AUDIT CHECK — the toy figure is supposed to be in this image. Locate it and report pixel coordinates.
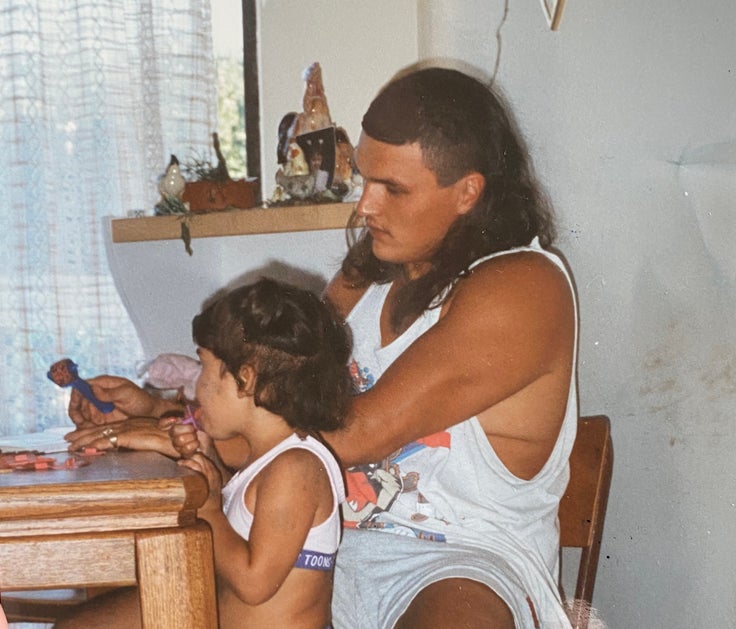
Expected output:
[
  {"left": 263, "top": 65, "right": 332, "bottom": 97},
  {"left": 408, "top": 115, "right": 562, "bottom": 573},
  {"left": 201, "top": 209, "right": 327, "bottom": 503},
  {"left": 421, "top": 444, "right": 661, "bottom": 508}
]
[
  {"left": 274, "top": 137, "right": 316, "bottom": 199},
  {"left": 283, "top": 140, "right": 310, "bottom": 177},
  {"left": 155, "top": 154, "right": 189, "bottom": 215},
  {"left": 158, "top": 155, "right": 186, "bottom": 199},
  {"left": 293, "top": 62, "right": 333, "bottom": 135},
  {"left": 332, "top": 126, "right": 361, "bottom": 198},
  {"left": 47, "top": 358, "right": 115, "bottom": 414},
  {"left": 277, "top": 112, "right": 298, "bottom": 165},
  {"left": 271, "top": 63, "right": 359, "bottom": 203}
]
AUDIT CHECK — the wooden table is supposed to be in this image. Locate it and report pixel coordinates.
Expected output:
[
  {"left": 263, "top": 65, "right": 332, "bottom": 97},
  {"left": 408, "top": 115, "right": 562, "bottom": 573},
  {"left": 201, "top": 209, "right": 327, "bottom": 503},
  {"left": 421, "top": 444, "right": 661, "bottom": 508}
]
[{"left": 0, "top": 450, "right": 217, "bottom": 628}]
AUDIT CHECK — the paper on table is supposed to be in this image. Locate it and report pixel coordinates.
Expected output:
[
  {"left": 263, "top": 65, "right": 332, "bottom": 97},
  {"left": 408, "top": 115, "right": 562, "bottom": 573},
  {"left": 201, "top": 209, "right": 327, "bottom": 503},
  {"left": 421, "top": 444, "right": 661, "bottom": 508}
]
[{"left": 0, "top": 426, "right": 72, "bottom": 453}]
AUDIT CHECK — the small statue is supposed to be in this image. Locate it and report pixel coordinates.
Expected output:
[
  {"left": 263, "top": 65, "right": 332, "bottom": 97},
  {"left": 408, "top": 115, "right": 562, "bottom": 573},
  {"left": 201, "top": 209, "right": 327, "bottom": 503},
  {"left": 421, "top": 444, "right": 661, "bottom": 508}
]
[
  {"left": 273, "top": 116, "right": 316, "bottom": 199},
  {"left": 332, "top": 126, "right": 360, "bottom": 198},
  {"left": 293, "top": 62, "right": 333, "bottom": 135},
  {"left": 155, "top": 155, "right": 189, "bottom": 215},
  {"left": 277, "top": 112, "right": 298, "bottom": 166},
  {"left": 158, "top": 155, "right": 186, "bottom": 198},
  {"left": 271, "top": 62, "right": 360, "bottom": 204},
  {"left": 47, "top": 358, "right": 115, "bottom": 414},
  {"left": 275, "top": 166, "right": 315, "bottom": 200},
  {"left": 283, "top": 140, "right": 310, "bottom": 177}
]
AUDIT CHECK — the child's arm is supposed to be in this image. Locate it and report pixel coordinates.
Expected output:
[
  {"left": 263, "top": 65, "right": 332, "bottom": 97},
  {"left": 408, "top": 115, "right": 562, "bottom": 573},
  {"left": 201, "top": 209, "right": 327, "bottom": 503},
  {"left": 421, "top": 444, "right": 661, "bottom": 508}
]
[
  {"left": 166, "top": 420, "right": 234, "bottom": 478},
  {"left": 180, "top": 448, "right": 331, "bottom": 605}
]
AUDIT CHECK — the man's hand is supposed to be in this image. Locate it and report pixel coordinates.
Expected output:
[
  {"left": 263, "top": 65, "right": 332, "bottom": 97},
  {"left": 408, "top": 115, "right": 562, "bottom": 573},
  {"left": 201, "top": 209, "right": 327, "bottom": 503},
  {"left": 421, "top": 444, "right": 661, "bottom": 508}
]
[
  {"left": 64, "top": 417, "right": 179, "bottom": 457},
  {"left": 68, "top": 375, "right": 179, "bottom": 427}
]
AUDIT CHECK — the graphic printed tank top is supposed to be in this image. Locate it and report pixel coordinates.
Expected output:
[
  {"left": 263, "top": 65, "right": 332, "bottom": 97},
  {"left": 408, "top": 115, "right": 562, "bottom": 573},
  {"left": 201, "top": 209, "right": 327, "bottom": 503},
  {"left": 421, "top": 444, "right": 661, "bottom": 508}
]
[{"left": 342, "top": 239, "right": 579, "bottom": 574}]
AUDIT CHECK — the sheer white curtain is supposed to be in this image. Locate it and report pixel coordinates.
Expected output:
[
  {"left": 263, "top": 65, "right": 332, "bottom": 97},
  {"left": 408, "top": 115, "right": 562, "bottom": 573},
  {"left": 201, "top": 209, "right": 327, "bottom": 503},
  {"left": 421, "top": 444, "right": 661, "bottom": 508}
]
[{"left": 0, "top": 0, "right": 217, "bottom": 435}]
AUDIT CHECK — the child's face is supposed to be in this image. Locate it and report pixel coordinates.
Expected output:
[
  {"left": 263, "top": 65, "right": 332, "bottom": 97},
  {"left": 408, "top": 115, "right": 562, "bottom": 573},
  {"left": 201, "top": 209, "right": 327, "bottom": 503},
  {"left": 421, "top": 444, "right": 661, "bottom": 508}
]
[{"left": 195, "top": 348, "right": 244, "bottom": 439}]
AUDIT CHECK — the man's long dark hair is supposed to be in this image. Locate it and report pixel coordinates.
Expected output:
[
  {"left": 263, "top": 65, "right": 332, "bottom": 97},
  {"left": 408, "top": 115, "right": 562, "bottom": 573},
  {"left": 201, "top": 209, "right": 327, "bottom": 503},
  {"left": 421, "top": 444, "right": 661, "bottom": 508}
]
[{"left": 341, "top": 67, "right": 556, "bottom": 332}]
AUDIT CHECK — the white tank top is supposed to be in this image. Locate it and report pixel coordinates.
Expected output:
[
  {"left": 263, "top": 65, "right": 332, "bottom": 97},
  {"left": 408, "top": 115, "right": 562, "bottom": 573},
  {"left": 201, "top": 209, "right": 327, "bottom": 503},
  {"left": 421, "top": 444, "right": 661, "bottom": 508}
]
[
  {"left": 222, "top": 433, "right": 345, "bottom": 569},
  {"left": 342, "top": 238, "right": 578, "bottom": 602}
]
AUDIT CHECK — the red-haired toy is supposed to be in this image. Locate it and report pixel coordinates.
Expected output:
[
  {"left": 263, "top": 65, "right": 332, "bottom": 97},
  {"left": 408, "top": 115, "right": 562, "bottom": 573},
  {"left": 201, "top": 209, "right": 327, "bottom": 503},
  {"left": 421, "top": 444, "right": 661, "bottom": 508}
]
[{"left": 47, "top": 358, "right": 115, "bottom": 414}]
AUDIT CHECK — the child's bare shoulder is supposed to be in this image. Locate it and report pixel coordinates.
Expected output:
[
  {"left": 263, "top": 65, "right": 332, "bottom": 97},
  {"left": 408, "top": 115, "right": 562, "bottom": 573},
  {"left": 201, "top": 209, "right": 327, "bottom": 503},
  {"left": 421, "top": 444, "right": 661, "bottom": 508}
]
[{"left": 262, "top": 445, "right": 333, "bottom": 485}]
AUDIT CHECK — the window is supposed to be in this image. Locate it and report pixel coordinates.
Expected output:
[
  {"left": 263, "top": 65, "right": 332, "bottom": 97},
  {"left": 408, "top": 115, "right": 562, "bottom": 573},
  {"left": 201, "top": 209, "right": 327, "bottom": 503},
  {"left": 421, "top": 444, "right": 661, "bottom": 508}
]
[
  {"left": 0, "top": 0, "right": 258, "bottom": 436},
  {"left": 207, "top": 0, "right": 260, "bottom": 183}
]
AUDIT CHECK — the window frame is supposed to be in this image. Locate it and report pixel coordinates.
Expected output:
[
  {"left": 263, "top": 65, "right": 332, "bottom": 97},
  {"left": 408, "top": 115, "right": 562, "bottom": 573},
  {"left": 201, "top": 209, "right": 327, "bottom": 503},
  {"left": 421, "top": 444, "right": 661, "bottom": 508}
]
[{"left": 242, "top": 0, "right": 261, "bottom": 203}]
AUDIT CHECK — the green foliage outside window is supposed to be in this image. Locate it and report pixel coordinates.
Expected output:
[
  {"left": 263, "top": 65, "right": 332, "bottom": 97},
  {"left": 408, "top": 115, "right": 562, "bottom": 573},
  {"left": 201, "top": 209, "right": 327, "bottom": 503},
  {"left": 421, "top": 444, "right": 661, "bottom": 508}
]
[{"left": 216, "top": 55, "right": 247, "bottom": 178}]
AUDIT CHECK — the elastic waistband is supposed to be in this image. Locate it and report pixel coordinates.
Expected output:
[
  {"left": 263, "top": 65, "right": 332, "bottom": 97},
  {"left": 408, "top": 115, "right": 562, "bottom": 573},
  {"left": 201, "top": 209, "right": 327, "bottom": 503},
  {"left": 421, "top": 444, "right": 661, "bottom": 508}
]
[{"left": 294, "top": 549, "right": 336, "bottom": 571}]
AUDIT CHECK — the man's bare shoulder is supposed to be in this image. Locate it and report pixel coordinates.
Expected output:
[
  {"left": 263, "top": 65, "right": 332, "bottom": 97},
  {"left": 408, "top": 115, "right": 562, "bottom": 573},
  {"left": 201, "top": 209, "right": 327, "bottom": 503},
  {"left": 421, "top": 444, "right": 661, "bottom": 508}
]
[
  {"left": 324, "top": 270, "right": 370, "bottom": 321},
  {"left": 444, "top": 249, "right": 573, "bottom": 320}
]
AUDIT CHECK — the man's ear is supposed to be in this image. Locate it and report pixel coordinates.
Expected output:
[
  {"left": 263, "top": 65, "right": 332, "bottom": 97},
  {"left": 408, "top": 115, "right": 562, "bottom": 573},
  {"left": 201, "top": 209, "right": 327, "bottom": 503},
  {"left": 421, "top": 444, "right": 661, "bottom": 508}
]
[
  {"left": 455, "top": 172, "right": 486, "bottom": 215},
  {"left": 237, "top": 364, "right": 257, "bottom": 397}
]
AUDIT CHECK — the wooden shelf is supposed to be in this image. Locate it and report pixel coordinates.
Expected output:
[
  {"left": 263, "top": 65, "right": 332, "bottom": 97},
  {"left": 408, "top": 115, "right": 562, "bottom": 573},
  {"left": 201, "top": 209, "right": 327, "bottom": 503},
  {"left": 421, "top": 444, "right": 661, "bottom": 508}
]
[{"left": 111, "top": 203, "right": 355, "bottom": 243}]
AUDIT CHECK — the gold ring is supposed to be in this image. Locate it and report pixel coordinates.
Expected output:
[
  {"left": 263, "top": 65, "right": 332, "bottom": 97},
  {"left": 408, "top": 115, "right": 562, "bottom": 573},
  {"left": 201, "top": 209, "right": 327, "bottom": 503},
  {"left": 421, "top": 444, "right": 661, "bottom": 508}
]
[
  {"left": 101, "top": 427, "right": 114, "bottom": 438},
  {"left": 107, "top": 433, "right": 119, "bottom": 449}
]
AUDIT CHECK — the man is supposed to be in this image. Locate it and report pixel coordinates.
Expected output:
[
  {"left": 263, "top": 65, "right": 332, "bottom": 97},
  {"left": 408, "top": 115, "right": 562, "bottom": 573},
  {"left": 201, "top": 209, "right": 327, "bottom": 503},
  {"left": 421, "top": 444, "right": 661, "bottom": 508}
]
[
  {"left": 67, "top": 65, "right": 577, "bottom": 628},
  {"left": 322, "top": 66, "right": 577, "bottom": 628}
]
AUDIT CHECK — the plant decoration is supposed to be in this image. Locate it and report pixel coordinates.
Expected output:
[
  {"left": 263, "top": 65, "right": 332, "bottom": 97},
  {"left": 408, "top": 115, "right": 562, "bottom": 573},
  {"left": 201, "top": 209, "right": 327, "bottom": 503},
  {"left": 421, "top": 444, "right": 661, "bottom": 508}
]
[
  {"left": 182, "top": 135, "right": 230, "bottom": 182},
  {"left": 154, "top": 133, "right": 254, "bottom": 255}
]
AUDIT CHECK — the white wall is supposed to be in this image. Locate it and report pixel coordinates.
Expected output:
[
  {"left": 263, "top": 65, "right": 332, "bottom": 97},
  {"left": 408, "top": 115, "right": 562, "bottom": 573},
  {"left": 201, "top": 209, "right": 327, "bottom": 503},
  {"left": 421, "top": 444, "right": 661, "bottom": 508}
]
[
  {"left": 257, "top": 0, "right": 418, "bottom": 200},
  {"left": 106, "top": 228, "right": 349, "bottom": 358},
  {"left": 107, "top": 2, "right": 418, "bottom": 360},
  {"left": 418, "top": 1, "right": 736, "bottom": 626}
]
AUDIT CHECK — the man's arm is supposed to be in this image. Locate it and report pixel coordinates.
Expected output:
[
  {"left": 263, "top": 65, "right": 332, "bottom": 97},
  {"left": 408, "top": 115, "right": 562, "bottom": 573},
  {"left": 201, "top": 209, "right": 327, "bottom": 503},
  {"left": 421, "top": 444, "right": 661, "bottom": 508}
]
[
  {"left": 323, "top": 270, "right": 367, "bottom": 320},
  {"left": 324, "top": 251, "right": 575, "bottom": 478}
]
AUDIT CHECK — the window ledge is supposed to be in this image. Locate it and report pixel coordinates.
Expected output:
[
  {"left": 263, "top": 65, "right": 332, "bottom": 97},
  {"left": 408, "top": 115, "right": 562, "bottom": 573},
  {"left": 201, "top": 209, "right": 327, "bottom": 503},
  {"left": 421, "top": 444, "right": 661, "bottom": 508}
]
[{"left": 110, "top": 203, "right": 354, "bottom": 243}]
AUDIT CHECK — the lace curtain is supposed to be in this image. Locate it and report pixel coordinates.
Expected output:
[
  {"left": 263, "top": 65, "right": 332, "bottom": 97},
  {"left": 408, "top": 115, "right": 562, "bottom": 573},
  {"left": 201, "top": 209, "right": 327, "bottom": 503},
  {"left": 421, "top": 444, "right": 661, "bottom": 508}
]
[{"left": 0, "top": 0, "right": 217, "bottom": 435}]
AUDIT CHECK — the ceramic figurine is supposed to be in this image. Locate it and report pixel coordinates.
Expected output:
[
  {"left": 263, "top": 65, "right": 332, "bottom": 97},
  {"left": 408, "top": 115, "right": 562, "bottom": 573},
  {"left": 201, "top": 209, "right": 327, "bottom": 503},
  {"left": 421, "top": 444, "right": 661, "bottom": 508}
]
[
  {"left": 275, "top": 167, "right": 315, "bottom": 200},
  {"left": 158, "top": 155, "right": 186, "bottom": 199},
  {"left": 272, "top": 63, "right": 357, "bottom": 203},
  {"left": 294, "top": 62, "right": 333, "bottom": 135},
  {"left": 277, "top": 112, "right": 298, "bottom": 165},
  {"left": 283, "top": 140, "right": 310, "bottom": 177},
  {"left": 332, "top": 127, "right": 359, "bottom": 198}
]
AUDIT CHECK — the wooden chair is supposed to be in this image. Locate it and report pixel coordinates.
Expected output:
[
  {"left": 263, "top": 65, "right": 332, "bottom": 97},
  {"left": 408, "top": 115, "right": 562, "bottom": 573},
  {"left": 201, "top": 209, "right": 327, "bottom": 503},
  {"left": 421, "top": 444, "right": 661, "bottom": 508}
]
[{"left": 559, "top": 415, "right": 614, "bottom": 629}]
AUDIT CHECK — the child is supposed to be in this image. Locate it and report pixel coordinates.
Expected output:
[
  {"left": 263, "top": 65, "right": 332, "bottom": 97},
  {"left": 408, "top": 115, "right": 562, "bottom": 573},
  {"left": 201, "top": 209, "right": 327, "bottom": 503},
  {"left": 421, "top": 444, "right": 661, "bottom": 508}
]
[{"left": 170, "top": 278, "right": 351, "bottom": 629}]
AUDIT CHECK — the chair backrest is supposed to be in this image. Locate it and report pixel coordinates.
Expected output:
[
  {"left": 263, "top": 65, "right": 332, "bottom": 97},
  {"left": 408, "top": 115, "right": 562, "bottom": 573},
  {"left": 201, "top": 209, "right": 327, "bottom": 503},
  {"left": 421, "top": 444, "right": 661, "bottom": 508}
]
[{"left": 558, "top": 415, "right": 613, "bottom": 629}]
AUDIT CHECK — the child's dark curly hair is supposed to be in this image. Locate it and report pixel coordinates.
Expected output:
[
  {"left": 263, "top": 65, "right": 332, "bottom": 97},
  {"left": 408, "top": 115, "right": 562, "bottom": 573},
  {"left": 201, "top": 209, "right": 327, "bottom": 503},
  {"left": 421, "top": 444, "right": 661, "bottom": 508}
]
[{"left": 192, "top": 278, "right": 352, "bottom": 433}]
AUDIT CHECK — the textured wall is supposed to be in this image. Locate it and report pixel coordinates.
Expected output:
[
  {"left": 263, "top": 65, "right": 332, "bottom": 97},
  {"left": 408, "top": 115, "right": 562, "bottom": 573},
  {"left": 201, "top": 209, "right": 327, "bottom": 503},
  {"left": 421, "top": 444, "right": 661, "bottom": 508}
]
[{"left": 418, "top": 0, "right": 736, "bottom": 626}]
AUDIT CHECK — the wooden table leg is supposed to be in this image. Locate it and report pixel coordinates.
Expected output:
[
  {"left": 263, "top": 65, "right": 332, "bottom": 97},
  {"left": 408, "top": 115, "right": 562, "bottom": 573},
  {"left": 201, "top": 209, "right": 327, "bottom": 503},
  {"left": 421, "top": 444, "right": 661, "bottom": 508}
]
[{"left": 135, "top": 522, "right": 217, "bottom": 629}]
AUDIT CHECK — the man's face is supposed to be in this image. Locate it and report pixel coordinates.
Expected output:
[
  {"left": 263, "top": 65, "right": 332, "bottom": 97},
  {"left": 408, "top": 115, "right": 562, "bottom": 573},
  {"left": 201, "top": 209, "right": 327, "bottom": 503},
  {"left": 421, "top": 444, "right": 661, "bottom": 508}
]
[{"left": 353, "top": 132, "right": 470, "bottom": 278}]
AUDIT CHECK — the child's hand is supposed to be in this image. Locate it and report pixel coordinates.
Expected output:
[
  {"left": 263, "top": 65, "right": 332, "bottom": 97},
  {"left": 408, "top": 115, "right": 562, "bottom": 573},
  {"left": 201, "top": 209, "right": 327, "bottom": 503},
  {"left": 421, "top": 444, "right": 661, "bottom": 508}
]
[
  {"left": 161, "top": 417, "right": 214, "bottom": 459},
  {"left": 178, "top": 452, "right": 223, "bottom": 512}
]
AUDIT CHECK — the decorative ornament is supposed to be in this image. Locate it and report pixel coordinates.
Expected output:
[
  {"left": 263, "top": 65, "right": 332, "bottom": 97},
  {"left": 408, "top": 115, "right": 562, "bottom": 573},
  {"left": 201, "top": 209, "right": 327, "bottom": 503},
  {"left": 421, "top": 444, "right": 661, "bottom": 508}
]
[
  {"left": 269, "top": 62, "right": 361, "bottom": 205},
  {"left": 158, "top": 155, "right": 186, "bottom": 198}
]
